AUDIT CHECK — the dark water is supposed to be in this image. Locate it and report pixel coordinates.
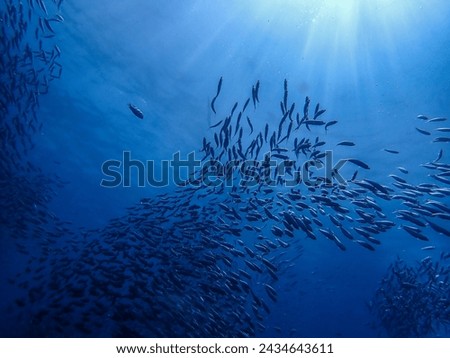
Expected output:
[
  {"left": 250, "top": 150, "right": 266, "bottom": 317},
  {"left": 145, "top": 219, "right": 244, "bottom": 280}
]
[{"left": 1, "top": 0, "right": 450, "bottom": 338}]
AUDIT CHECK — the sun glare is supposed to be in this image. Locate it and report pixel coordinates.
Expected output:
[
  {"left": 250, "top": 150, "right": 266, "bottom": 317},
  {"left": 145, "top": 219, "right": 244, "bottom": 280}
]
[{"left": 250, "top": 0, "right": 421, "bottom": 94}]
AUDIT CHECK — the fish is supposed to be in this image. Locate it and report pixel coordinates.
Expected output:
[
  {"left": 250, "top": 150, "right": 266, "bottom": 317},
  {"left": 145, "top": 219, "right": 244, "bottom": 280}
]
[
  {"left": 384, "top": 148, "right": 399, "bottom": 154},
  {"left": 350, "top": 170, "right": 358, "bottom": 181},
  {"left": 415, "top": 127, "right": 431, "bottom": 135},
  {"left": 433, "top": 137, "right": 450, "bottom": 143},
  {"left": 325, "top": 120, "right": 338, "bottom": 131},
  {"left": 9, "top": 58, "right": 450, "bottom": 341},
  {"left": 128, "top": 104, "right": 144, "bottom": 119},
  {"left": 425, "top": 219, "right": 450, "bottom": 237},
  {"left": 229, "top": 102, "right": 239, "bottom": 118},
  {"left": 283, "top": 79, "right": 288, "bottom": 111},
  {"left": 210, "top": 119, "right": 223, "bottom": 129},
  {"left": 313, "top": 109, "right": 326, "bottom": 120},
  {"left": 242, "top": 98, "right": 250, "bottom": 113},
  {"left": 372, "top": 256, "right": 450, "bottom": 337},
  {"left": 210, "top": 76, "right": 223, "bottom": 114},
  {"left": 263, "top": 284, "right": 277, "bottom": 302},
  {"left": 427, "top": 117, "right": 447, "bottom": 122},
  {"left": 246, "top": 116, "right": 254, "bottom": 134},
  {"left": 354, "top": 240, "right": 375, "bottom": 251},
  {"left": 348, "top": 158, "right": 370, "bottom": 170},
  {"left": 303, "top": 96, "right": 310, "bottom": 117},
  {"left": 304, "top": 120, "right": 325, "bottom": 126},
  {"left": 433, "top": 149, "right": 443, "bottom": 162},
  {"left": 252, "top": 85, "right": 257, "bottom": 108},
  {"left": 255, "top": 80, "right": 260, "bottom": 103},
  {"left": 37, "top": 0, "right": 48, "bottom": 15},
  {"left": 389, "top": 174, "right": 407, "bottom": 184},
  {"left": 337, "top": 141, "right": 355, "bottom": 146},
  {"left": 402, "top": 226, "right": 429, "bottom": 241},
  {"left": 288, "top": 103, "right": 295, "bottom": 121}
]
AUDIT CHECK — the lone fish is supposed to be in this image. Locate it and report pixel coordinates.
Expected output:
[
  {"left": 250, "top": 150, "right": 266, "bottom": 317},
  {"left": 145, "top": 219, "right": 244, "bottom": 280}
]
[
  {"left": 211, "top": 76, "right": 223, "bottom": 114},
  {"left": 128, "top": 104, "right": 144, "bottom": 119}
]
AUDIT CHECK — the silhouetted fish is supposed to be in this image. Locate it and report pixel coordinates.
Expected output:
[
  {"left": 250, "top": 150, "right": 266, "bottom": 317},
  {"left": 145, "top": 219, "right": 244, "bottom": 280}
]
[{"left": 128, "top": 104, "right": 144, "bottom": 119}]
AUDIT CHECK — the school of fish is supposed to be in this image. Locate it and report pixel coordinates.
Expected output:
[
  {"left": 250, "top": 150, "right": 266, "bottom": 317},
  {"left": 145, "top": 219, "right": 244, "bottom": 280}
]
[
  {"left": 371, "top": 254, "right": 450, "bottom": 337},
  {"left": 1, "top": 0, "right": 449, "bottom": 337},
  {"left": 1, "top": 0, "right": 66, "bottom": 242}
]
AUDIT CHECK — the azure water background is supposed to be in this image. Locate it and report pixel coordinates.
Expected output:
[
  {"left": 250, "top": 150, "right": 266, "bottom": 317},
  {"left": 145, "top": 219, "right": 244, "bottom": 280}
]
[{"left": 1, "top": 0, "right": 450, "bottom": 337}]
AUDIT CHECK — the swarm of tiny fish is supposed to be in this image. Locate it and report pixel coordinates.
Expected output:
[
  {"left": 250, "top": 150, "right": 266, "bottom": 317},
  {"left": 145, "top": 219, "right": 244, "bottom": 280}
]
[
  {"left": 2, "top": 0, "right": 450, "bottom": 338},
  {"left": 1, "top": 0, "right": 63, "bottom": 165},
  {"left": 371, "top": 254, "right": 450, "bottom": 337},
  {"left": 1, "top": 0, "right": 66, "bottom": 242}
]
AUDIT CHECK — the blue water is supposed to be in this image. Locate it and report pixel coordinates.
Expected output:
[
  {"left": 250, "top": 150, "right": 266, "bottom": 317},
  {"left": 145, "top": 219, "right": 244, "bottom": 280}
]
[{"left": 1, "top": 0, "right": 450, "bottom": 337}]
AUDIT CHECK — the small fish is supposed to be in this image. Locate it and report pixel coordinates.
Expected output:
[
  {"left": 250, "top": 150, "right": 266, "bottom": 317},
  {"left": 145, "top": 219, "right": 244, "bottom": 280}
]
[
  {"left": 288, "top": 103, "right": 295, "bottom": 121},
  {"left": 402, "top": 226, "right": 429, "bottom": 241},
  {"left": 417, "top": 114, "right": 428, "bottom": 120},
  {"left": 128, "top": 104, "right": 144, "bottom": 119},
  {"left": 242, "top": 98, "right": 250, "bottom": 113},
  {"left": 255, "top": 80, "right": 260, "bottom": 103},
  {"left": 427, "top": 117, "right": 447, "bottom": 122},
  {"left": 366, "top": 236, "right": 381, "bottom": 245},
  {"left": 271, "top": 226, "right": 284, "bottom": 237},
  {"left": 340, "top": 226, "right": 354, "bottom": 241},
  {"left": 389, "top": 174, "right": 406, "bottom": 183},
  {"left": 355, "top": 240, "right": 375, "bottom": 251},
  {"left": 337, "top": 141, "right": 355, "bottom": 146},
  {"left": 397, "top": 167, "right": 409, "bottom": 174},
  {"left": 53, "top": 14, "right": 65, "bottom": 23},
  {"left": 333, "top": 237, "right": 346, "bottom": 251},
  {"left": 433, "top": 149, "right": 443, "bottom": 163},
  {"left": 252, "top": 86, "right": 257, "bottom": 108},
  {"left": 303, "top": 96, "right": 310, "bottom": 118},
  {"left": 230, "top": 102, "right": 238, "bottom": 118},
  {"left": 43, "top": 18, "right": 55, "bottom": 33},
  {"left": 279, "top": 101, "right": 286, "bottom": 115},
  {"left": 433, "top": 137, "right": 450, "bottom": 143},
  {"left": 283, "top": 79, "right": 288, "bottom": 110},
  {"left": 54, "top": 45, "right": 61, "bottom": 57},
  {"left": 246, "top": 116, "right": 254, "bottom": 134},
  {"left": 426, "top": 219, "right": 450, "bottom": 237},
  {"left": 348, "top": 158, "right": 370, "bottom": 170},
  {"left": 415, "top": 127, "right": 431, "bottom": 135},
  {"left": 325, "top": 120, "right": 338, "bottom": 131},
  {"left": 263, "top": 283, "right": 277, "bottom": 302},
  {"left": 304, "top": 120, "right": 325, "bottom": 126},
  {"left": 211, "top": 76, "right": 223, "bottom": 114},
  {"left": 210, "top": 119, "right": 223, "bottom": 129},
  {"left": 313, "top": 109, "right": 326, "bottom": 120},
  {"left": 384, "top": 148, "right": 399, "bottom": 154},
  {"left": 37, "top": 0, "right": 48, "bottom": 15},
  {"left": 261, "top": 257, "right": 277, "bottom": 272}
]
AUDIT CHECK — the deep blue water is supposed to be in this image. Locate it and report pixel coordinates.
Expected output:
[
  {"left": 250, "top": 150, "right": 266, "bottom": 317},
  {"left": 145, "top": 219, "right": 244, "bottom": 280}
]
[{"left": 1, "top": 0, "right": 450, "bottom": 338}]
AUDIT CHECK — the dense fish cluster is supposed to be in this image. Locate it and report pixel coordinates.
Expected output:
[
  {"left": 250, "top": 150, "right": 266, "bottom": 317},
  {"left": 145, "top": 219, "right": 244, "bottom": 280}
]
[
  {"left": 199, "top": 78, "right": 395, "bottom": 253},
  {"left": 7, "top": 74, "right": 449, "bottom": 337},
  {"left": 386, "top": 114, "right": 450, "bottom": 243},
  {"left": 1, "top": 0, "right": 63, "bottom": 165},
  {"left": 2, "top": 2, "right": 449, "bottom": 337},
  {"left": 0, "top": 0, "right": 65, "bottom": 241},
  {"left": 371, "top": 254, "right": 450, "bottom": 337},
  {"left": 12, "top": 192, "right": 303, "bottom": 337}
]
